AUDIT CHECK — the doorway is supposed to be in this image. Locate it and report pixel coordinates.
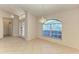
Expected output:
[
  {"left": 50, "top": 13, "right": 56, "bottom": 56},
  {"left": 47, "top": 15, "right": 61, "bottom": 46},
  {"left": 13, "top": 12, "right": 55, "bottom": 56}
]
[
  {"left": 19, "top": 19, "right": 25, "bottom": 38},
  {"left": 3, "top": 18, "right": 13, "bottom": 37}
]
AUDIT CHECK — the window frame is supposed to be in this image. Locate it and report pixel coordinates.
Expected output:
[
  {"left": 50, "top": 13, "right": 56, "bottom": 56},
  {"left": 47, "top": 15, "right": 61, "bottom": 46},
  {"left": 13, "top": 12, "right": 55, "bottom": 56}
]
[{"left": 41, "top": 19, "right": 62, "bottom": 40}]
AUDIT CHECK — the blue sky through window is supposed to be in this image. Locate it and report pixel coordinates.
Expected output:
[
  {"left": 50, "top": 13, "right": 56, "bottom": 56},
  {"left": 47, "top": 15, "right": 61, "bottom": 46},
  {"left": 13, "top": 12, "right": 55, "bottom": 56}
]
[
  {"left": 43, "top": 20, "right": 62, "bottom": 31},
  {"left": 42, "top": 19, "right": 62, "bottom": 39}
]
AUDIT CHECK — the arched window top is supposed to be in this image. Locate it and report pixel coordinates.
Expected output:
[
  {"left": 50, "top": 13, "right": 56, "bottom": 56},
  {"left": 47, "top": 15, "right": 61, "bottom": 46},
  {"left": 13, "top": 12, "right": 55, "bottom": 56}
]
[
  {"left": 42, "top": 19, "right": 62, "bottom": 39},
  {"left": 44, "top": 19, "right": 61, "bottom": 24}
]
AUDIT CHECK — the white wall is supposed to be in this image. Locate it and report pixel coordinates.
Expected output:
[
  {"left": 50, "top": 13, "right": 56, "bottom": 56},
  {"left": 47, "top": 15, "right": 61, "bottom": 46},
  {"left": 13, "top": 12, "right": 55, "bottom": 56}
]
[
  {"left": 0, "top": 17, "right": 3, "bottom": 39},
  {"left": 26, "top": 12, "right": 37, "bottom": 40},
  {"left": 37, "top": 8, "right": 79, "bottom": 49},
  {"left": 0, "top": 11, "right": 10, "bottom": 17}
]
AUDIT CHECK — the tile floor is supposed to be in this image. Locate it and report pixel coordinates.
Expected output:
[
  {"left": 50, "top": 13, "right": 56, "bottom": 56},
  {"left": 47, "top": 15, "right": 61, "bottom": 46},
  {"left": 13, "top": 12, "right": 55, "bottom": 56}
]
[{"left": 0, "top": 36, "right": 79, "bottom": 54}]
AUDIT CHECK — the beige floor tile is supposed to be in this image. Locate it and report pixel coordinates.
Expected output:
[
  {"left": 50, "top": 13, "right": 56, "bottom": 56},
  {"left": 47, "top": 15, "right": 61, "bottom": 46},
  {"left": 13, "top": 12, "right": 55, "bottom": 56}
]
[{"left": 0, "top": 36, "right": 79, "bottom": 54}]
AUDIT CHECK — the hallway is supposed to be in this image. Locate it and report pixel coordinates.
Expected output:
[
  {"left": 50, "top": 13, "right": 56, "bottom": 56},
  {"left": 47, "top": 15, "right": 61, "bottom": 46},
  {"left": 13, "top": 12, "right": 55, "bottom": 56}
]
[{"left": 0, "top": 37, "right": 79, "bottom": 54}]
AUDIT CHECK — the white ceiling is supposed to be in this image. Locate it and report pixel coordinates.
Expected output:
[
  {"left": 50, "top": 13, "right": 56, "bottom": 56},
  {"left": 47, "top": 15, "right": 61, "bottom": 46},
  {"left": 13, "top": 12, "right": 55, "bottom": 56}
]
[{"left": 0, "top": 4, "right": 79, "bottom": 17}]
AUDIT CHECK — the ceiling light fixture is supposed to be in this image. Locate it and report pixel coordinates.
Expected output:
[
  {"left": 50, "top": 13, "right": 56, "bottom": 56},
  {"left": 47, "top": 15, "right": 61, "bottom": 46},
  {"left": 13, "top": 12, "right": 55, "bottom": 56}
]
[
  {"left": 40, "top": 16, "right": 46, "bottom": 23},
  {"left": 19, "top": 14, "right": 26, "bottom": 20}
]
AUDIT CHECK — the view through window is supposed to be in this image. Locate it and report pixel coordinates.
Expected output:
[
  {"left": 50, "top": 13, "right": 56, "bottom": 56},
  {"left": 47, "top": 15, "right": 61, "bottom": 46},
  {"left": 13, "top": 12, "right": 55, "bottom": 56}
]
[{"left": 42, "top": 19, "right": 62, "bottom": 39}]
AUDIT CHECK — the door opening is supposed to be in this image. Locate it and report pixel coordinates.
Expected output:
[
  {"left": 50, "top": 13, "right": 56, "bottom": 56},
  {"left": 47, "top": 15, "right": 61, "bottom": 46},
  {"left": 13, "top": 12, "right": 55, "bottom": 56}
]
[
  {"left": 19, "top": 19, "right": 25, "bottom": 39},
  {"left": 3, "top": 18, "right": 13, "bottom": 37}
]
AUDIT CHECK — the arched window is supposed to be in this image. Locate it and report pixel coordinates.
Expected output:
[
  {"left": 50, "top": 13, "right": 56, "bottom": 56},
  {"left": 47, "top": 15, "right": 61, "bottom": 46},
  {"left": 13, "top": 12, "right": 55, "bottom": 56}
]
[{"left": 42, "top": 19, "right": 62, "bottom": 39}]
